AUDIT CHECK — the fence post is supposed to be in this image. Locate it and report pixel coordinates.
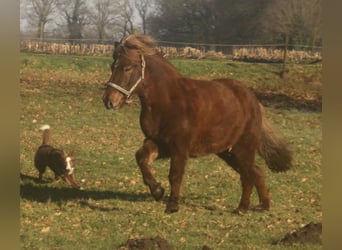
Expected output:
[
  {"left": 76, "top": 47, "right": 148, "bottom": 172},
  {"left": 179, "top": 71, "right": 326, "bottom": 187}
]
[{"left": 280, "top": 34, "right": 289, "bottom": 78}]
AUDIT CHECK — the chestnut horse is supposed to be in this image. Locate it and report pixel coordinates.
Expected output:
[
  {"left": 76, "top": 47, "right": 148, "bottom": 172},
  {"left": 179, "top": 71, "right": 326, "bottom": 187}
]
[{"left": 102, "top": 34, "right": 292, "bottom": 214}]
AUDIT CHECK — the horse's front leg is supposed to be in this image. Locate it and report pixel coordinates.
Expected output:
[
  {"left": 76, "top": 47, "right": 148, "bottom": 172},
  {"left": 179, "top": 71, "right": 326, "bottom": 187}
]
[
  {"left": 135, "top": 139, "right": 164, "bottom": 201},
  {"left": 165, "top": 154, "right": 188, "bottom": 213}
]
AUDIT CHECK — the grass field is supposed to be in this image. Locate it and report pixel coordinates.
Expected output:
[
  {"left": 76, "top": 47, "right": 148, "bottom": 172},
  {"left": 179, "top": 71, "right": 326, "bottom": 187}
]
[{"left": 20, "top": 53, "right": 322, "bottom": 249}]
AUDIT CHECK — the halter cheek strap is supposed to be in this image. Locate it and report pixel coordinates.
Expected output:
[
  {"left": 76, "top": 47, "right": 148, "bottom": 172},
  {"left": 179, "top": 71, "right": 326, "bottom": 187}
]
[{"left": 106, "top": 55, "right": 146, "bottom": 98}]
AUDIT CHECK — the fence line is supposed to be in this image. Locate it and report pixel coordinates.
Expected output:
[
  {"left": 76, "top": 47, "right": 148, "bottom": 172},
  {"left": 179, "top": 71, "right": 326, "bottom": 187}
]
[
  {"left": 20, "top": 37, "right": 323, "bottom": 49},
  {"left": 20, "top": 38, "right": 323, "bottom": 63},
  {"left": 20, "top": 40, "right": 114, "bottom": 56}
]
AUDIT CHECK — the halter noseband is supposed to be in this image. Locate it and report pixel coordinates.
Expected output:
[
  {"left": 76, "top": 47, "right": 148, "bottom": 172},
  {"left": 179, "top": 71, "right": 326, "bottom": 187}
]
[{"left": 106, "top": 55, "right": 146, "bottom": 98}]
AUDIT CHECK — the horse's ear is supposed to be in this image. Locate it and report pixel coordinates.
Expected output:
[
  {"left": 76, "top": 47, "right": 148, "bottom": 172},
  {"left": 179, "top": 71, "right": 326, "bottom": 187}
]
[{"left": 114, "top": 41, "right": 120, "bottom": 48}]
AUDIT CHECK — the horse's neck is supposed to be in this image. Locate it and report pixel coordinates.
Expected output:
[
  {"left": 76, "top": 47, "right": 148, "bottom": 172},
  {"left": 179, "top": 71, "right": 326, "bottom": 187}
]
[
  {"left": 139, "top": 55, "right": 180, "bottom": 104},
  {"left": 148, "top": 55, "right": 180, "bottom": 81}
]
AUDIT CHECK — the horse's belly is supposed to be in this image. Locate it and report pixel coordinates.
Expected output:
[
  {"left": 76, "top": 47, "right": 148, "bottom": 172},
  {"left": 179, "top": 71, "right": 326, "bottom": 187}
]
[
  {"left": 189, "top": 134, "right": 235, "bottom": 157},
  {"left": 188, "top": 121, "right": 245, "bottom": 157},
  {"left": 189, "top": 145, "right": 224, "bottom": 157}
]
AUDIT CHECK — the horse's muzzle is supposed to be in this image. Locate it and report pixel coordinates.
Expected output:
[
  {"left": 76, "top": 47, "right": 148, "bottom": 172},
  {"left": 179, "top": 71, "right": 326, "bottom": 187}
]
[
  {"left": 102, "top": 94, "right": 114, "bottom": 110},
  {"left": 102, "top": 94, "right": 125, "bottom": 110},
  {"left": 105, "top": 99, "right": 113, "bottom": 110}
]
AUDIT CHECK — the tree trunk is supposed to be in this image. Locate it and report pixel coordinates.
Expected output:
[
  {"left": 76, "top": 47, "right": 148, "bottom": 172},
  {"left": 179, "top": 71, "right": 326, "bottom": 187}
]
[{"left": 37, "top": 21, "right": 45, "bottom": 41}]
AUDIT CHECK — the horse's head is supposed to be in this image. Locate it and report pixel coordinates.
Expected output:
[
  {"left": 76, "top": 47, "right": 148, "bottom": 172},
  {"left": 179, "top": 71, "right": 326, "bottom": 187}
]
[{"left": 102, "top": 36, "right": 148, "bottom": 110}]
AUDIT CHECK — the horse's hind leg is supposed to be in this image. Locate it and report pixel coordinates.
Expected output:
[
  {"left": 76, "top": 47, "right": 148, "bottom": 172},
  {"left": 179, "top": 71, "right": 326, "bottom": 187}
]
[
  {"left": 217, "top": 151, "right": 240, "bottom": 173},
  {"left": 217, "top": 150, "right": 252, "bottom": 212},
  {"left": 235, "top": 159, "right": 270, "bottom": 213},
  {"left": 135, "top": 139, "right": 164, "bottom": 201},
  {"left": 217, "top": 150, "right": 270, "bottom": 213},
  {"left": 251, "top": 164, "right": 270, "bottom": 211}
]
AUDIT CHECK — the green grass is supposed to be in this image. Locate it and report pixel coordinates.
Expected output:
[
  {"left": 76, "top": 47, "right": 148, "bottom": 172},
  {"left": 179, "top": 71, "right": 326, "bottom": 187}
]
[
  {"left": 20, "top": 53, "right": 322, "bottom": 249},
  {"left": 171, "top": 58, "right": 322, "bottom": 98}
]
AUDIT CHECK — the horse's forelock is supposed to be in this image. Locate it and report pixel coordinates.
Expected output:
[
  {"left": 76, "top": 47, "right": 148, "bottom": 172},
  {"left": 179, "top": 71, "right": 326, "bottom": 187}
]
[{"left": 120, "top": 34, "right": 156, "bottom": 57}]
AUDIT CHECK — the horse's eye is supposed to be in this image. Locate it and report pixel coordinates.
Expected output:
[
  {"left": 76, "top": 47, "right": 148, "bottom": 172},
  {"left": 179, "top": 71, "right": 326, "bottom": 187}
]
[
  {"left": 110, "top": 61, "right": 119, "bottom": 71},
  {"left": 114, "top": 53, "right": 121, "bottom": 59},
  {"left": 124, "top": 65, "right": 133, "bottom": 72}
]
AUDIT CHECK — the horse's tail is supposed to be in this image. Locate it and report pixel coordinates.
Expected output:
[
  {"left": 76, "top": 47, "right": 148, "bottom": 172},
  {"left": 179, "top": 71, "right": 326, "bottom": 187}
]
[
  {"left": 39, "top": 124, "right": 51, "bottom": 145},
  {"left": 258, "top": 104, "right": 292, "bottom": 172}
]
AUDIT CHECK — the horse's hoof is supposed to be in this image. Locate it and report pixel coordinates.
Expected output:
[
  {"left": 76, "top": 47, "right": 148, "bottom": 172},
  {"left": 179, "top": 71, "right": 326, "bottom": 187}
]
[
  {"left": 232, "top": 207, "right": 248, "bottom": 215},
  {"left": 252, "top": 204, "right": 269, "bottom": 212},
  {"left": 151, "top": 184, "right": 164, "bottom": 201},
  {"left": 165, "top": 202, "right": 179, "bottom": 214}
]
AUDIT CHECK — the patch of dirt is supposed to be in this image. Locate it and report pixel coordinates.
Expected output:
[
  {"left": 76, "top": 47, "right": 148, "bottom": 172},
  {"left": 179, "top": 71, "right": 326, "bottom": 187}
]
[
  {"left": 254, "top": 90, "right": 322, "bottom": 112},
  {"left": 273, "top": 222, "right": 322, "bottom": 245},
  {"left": 117, "top": 236, "right": 174, "bottom": 250},
  {"left": 117, "top": 236, "right": 213, "bottom": 250}
]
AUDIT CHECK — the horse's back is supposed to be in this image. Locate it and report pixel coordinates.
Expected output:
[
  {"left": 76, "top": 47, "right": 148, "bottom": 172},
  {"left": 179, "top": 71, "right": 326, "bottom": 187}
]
[{"left": 175, "top": 77, "right": 261, "bottom": 156}]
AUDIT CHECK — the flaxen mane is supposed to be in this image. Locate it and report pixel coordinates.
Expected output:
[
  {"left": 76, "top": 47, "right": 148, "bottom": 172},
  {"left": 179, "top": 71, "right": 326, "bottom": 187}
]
[{"left": 120, "top": 34, "right": 157, "bottom": 56}]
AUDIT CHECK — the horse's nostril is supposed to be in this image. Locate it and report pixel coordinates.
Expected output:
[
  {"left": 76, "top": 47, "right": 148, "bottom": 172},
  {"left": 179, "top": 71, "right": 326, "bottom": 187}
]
[{"left": 107, "top": 100, "right": 113, "bottom": 109}]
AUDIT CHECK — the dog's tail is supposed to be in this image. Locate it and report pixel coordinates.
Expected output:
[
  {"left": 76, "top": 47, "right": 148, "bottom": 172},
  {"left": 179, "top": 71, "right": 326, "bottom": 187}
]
[
  {"left": 258, "top": 104, "right": 292, "bottom": 172},
  {"left": 39, "top": 124, "right": 51, "bottom": 145}
]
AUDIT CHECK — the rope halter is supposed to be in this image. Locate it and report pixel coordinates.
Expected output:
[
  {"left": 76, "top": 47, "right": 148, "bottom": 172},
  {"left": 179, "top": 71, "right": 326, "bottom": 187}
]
[{"left": 106, "top": 55, "right": 146, "bottom": 98}]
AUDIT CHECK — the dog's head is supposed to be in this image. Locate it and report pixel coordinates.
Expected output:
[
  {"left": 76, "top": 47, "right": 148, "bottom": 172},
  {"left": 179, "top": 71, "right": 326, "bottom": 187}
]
[{"left": 53, "top": 150, "right": 79, "bottom": 188}]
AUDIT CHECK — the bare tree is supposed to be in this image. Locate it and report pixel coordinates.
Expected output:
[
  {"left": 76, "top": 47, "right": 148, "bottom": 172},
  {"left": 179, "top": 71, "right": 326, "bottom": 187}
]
[
  {"left": 25, "top": 0, "right": 58, "bottom": 40},
  {"left": 302, "top": 0, "right": 322, "bottom": 46},
  {"left": 118, "top": 0, "right": 135, "bottom": 36},
  {"left": 262, "top": 0, "right": 322, "bottom": 46},
  {"left": 148, "top": 0, "right": 270, "bottom": 44},
  {"left": 89, "top": 0, "right": 119, "bottom": 42},
  {"left": 261, "top": 0, "right": 322, "bottom": 77},
  {"left": 58, "top": 0, "right": 89, "bottom": 43},
  {"left": 135, "top": 0, "right": 151, "bottom": 34}
]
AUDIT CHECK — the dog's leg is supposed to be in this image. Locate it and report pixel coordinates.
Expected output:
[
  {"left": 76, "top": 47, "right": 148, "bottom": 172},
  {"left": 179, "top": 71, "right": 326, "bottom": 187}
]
[{"left": 35, "top": 164, "right": 47, "bottom": 182}]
